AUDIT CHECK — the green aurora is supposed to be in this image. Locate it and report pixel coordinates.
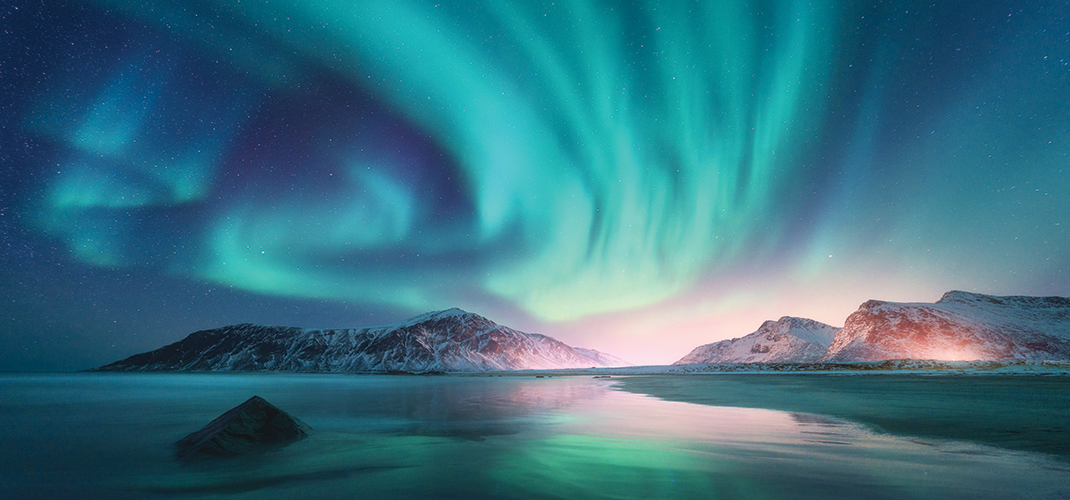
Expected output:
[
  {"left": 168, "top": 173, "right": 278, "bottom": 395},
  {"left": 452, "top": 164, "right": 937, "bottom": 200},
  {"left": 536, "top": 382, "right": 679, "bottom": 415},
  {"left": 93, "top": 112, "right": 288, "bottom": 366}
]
[{"left": 1, "top": 0, "right": 1068, "bottom": 368}]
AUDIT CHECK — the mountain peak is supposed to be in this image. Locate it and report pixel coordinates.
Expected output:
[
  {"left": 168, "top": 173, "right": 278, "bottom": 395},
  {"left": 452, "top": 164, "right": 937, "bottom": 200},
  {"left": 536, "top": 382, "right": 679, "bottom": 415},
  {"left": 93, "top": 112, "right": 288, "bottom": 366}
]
[
  {"left": 774, "top": 316, "right": 824, "bottom": 328},
  {"left": 424, "top": 307, "right": 475, "bottom": 319},
  {"left": 674, "top": 316, "right": 840, "bottom": 364},
  {"left": 936, "top": 290, "right": 1070, "bottom": 309},
  {"left": 396, "top": 307, "right": 485, "bottom": 327},
  {"left": 97, "top": 308, "right": 629, "bottom": 372},
  {"left": 937, "top": 290, "right": 985, "bottom": 304},
  {"left": 823, "top": 291, "right": 1070, "bottom": 362}
]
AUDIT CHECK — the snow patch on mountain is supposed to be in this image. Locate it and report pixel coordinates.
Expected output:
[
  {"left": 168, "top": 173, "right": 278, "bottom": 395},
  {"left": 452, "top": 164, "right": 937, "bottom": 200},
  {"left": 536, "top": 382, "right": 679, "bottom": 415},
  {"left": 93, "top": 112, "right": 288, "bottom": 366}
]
[
  {"left": 674, "top": 316, "right": 841, "bottom": 364},
  {"left": 821, "top": 291, "right": 1070, "bottom": 362},
  {"left": 97, "top": 309, "right": 626, "bottom": 373},
  {"left": 572, "top": 348, "right": 632, "bottom": 367}
]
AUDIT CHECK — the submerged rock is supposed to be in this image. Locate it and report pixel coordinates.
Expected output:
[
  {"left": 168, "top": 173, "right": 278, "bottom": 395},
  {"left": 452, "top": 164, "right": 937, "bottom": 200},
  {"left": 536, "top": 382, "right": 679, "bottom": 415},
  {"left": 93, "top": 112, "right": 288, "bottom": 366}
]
[{"left": 175, "top": 396, "right": 311, "bottom": 462}]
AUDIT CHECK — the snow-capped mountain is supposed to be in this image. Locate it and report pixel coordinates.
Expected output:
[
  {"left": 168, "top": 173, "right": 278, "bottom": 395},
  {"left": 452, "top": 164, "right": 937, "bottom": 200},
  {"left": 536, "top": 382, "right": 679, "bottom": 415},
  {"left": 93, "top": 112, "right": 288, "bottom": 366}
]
[
  {"left": 821, "top": 291, "right": 1070, "bottom": 362},
  {"left": 97, "top": 308, "right": 623, "bottom": 372},
  {"left": 673, "top": 317, "right": 841, "bottom": 364},
  {"left": 571, "top": 348, "right": 631, "bottom": 367}
]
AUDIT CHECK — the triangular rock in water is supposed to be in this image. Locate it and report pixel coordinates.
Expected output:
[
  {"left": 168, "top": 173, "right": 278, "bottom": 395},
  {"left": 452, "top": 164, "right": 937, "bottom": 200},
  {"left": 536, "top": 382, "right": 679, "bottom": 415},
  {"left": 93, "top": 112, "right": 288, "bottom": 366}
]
[{"left": 175, "top": 396, "right": 311, "bottom": 462}]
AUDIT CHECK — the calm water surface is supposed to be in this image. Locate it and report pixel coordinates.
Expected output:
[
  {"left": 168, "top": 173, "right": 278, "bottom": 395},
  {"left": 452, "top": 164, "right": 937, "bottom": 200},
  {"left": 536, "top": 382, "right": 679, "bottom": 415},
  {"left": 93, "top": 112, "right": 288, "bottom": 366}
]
[{"left": 0, "top": 373, "right": 1067, "bottom": 499}]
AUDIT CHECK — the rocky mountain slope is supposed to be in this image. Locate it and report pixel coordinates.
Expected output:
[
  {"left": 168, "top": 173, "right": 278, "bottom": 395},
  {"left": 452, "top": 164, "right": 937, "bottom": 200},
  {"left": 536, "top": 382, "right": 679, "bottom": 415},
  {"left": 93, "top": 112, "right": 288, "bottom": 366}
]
[
  {"left": 572, "top": 348, "right": 631, "bottom": 367},
  {"left": 97, "top": 308, "right": 625, "bottom": 372},
  {"left": 821, "top": 291, "right": 1070, "bottom": 362},
  {"left": 674, "top": 316, "right": 841, "bottom": 364}
]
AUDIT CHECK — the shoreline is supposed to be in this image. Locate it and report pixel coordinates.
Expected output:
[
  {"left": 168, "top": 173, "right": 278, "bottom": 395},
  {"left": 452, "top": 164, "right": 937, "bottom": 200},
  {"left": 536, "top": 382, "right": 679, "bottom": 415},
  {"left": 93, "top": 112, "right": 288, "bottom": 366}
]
[{"left": 613, "top": 373, "right": 1070, "bottom": 461}]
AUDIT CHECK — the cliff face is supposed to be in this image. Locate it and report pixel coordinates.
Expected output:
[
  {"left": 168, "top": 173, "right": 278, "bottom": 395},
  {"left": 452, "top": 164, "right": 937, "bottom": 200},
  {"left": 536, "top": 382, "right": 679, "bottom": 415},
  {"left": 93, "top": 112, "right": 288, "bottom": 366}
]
[
  {"left": 821, "top": 291, "right": 1070, "bottom": 362},
  {"left": 97, "top": 308, "right": 621, "bottom": 372},
  {"left": 674, "top": 316, "right": 840, "bottom": 364}
]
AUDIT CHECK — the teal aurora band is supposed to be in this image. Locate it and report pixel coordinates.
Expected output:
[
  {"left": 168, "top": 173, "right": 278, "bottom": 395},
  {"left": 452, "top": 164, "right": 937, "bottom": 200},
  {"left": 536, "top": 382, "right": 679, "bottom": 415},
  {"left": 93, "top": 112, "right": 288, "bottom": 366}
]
[{"left": 1, "top": 0, "right": 1067, "bottom": 369}]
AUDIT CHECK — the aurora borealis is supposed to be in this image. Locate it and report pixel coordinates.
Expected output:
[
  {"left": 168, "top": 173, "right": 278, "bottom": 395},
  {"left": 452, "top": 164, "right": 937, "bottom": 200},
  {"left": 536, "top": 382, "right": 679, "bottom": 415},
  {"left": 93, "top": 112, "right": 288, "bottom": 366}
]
[{"left": 1, "top": 0, "right": 1068, "bottom": 370}]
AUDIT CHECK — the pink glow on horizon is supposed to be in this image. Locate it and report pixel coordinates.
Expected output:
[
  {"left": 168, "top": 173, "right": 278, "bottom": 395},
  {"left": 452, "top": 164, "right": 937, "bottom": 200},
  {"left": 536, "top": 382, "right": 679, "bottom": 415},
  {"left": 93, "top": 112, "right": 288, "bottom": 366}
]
[{"left": 540, "top": 267, "right": 970, "bottom": 366}]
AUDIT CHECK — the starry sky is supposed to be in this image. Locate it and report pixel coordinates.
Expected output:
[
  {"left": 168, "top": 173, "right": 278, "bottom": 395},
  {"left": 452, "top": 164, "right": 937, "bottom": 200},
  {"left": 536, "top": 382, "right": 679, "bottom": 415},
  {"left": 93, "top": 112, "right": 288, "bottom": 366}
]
[{"left": 1, "top": 0, "right": 1068, "bottom": 371}]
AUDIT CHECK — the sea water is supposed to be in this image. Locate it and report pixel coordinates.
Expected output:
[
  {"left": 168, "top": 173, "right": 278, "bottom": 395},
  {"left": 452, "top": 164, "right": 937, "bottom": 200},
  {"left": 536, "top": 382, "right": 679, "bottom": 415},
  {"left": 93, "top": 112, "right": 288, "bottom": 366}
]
[{"left": 0, "top": 373, "right": 1067, "bottom": 499}]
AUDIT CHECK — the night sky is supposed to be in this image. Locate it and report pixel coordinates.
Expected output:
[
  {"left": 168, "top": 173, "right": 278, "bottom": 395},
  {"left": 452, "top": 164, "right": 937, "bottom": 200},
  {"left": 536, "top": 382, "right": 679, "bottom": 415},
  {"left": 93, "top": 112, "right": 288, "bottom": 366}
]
[{"left": 1, "top": 0, "right": 1068, "bottom": 371}]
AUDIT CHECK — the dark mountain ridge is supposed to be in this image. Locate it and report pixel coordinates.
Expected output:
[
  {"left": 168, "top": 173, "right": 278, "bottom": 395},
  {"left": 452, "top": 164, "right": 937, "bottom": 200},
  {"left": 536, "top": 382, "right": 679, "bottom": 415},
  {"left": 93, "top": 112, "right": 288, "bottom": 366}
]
[{"left": 97, "top": 308, "right": 626, "bottom": 373}]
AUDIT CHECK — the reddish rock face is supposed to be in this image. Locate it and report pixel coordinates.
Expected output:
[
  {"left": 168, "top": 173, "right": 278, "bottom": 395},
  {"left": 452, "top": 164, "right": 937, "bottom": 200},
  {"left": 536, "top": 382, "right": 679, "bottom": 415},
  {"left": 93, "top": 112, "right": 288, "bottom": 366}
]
[{"left": 821, "top": 291, "right": 1070, "bottom": 362}]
